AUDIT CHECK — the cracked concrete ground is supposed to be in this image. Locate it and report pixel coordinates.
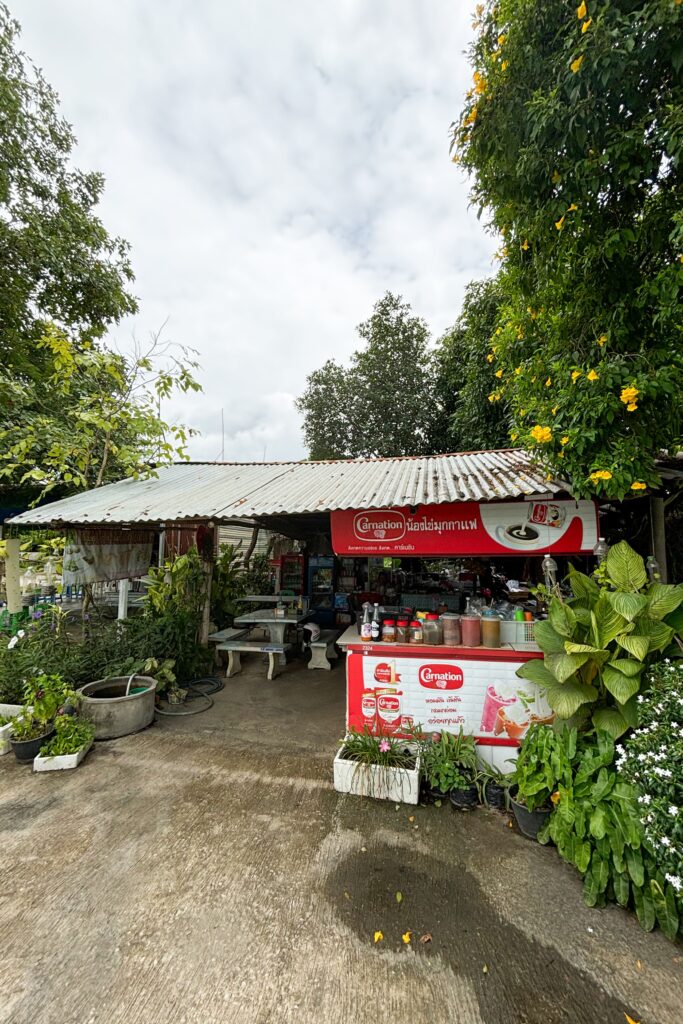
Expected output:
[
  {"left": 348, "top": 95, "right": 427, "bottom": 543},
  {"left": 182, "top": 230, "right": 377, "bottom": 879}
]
[{"left": 1, "top": 657, "right": 681, "bottom": 1024}]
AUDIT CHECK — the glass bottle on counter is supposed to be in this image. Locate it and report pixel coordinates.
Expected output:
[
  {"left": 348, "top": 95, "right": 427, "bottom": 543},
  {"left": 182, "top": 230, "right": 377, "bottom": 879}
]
[
  {"left": 441, "top": 612, "right": 461, "bottom": 646},
  {"left": 381, "top": 618, "right": 396, "bottom": 643},
  {"left": 371, "top": 603, "right": 381, "bottom": 641},
  {"left": 396, "top": 618, "right": 410, "bottom": 644},
  {"left": 423, "top": 613, "right": 443, "bottom": 645},
  {"left": 409, "top": 619, "right": 424, "bottom": 644},
  {"left": 360, "top": 603, "right": 372, "bottom": 641}
]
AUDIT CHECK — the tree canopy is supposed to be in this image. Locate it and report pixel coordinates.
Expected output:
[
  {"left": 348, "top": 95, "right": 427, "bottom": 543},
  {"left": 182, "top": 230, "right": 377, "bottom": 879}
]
[
  {"left": 452, "top": 0, "right": 683, "bottom": 499},
  {"left": 0, "top": 6, "right": 200, "bottom": 502},
  {"left": 297, "top": 292, "right": 437, "bottom": 459}
]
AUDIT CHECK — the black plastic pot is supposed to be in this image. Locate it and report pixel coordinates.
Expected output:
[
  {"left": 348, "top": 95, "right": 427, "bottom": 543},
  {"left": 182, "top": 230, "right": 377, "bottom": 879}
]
[
  {"left": 509, "top": 785, "right": 552, "bottom": 839},
  {"left": 10, "top": 727, "right": 56, "bottom": 765},
  {"left": 483, "top": 782, "right": 507, "bottom": 810},
  {"left": 450, "top": 784, "right": 479, "bottom": 810},
  {"left": 422, "top": 785, "right": 449, "bottom": 805}
]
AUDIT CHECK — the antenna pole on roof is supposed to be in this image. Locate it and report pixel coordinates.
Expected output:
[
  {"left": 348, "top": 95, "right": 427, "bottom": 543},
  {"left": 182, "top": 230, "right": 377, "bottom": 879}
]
[{"left": 221, "top": 408, "right": 225, "bottom": 461}]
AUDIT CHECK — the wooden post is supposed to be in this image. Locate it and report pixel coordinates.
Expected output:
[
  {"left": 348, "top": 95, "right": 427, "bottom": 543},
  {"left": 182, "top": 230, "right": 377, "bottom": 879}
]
[
  {"left": 650, "top": 495, "right": 668, "bottom": 583},
  {"left": 5, "top": 537, "right": 22, "bottom": 614},
  {"left": 118, "top": 578, "right": 130, "bottom": 620},
  {"left": 200, "top": 558, "right": 213, "bottom": 646}
]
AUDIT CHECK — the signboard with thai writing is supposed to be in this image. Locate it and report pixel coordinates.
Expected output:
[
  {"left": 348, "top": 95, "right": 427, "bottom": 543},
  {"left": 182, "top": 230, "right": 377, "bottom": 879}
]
[{"left": 331, "top": 500, "right": 598, "bottom": 557}]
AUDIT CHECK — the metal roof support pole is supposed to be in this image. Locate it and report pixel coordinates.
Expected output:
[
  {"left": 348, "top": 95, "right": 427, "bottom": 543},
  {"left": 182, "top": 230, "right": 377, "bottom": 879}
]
[
  {"left": 650, "top": 495, "right": 668, "bottom": 583},
  {"left": 5, "top": 537, "right": 22, "bottom": 615}
]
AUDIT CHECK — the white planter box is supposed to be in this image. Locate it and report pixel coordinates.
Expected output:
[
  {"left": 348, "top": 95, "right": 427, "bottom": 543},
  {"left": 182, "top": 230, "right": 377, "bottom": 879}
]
[
  {"left": 33, "top": 740, "right": 92, "bottom": 773},
  {"left": 0, "top": 704, "right": 26, "bottom": 756},
  {"left": 333, "top": 744, "right": 421, "bottom": 805}
]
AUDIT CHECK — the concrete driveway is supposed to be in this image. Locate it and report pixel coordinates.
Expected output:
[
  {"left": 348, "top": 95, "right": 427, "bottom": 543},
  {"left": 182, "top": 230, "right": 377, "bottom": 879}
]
[{"left": 0, "top": 660, "right": 680, "bottom": 1024}]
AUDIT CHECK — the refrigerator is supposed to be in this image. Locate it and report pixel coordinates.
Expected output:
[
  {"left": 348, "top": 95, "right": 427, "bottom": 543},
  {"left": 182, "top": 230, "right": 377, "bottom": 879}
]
[
  {"left": 307, "top": 555, "right": 335, "bottom": 624},
  {"left": 279, "top": 553, "right": 304, "bottom": 595}
]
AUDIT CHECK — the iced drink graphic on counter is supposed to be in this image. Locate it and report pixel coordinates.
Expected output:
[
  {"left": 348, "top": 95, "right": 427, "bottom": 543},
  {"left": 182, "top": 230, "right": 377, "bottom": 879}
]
[{"left": 480, "top": 681, "right": 517, "bottom": 733}]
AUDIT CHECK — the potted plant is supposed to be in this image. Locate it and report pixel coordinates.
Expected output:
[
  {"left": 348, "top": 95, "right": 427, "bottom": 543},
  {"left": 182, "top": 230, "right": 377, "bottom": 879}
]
[
  {"left": 510, "top": 723, "right": 572, "bottom": 839},
  {"left": 333, "top": 729, "right": 421, "bottom": 805},
  {"left": 420, "top": 729, "right": 479, "bottom": 808},
  {"left": 34, "top": 715, "right": 95, "bottom": 772},
  {"left": 477, "top": 762, "right": 512, "bottom": 810},
  {"left": 449, "top": 767, "right": 479, "bottom": 810},
  {"left": 9, "top": 673, "right": 76, "bottom": 764}
]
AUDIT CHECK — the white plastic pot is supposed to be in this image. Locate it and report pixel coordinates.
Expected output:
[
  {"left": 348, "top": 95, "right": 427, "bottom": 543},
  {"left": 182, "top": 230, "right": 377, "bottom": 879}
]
[
  {"left": 0, "top": 704, "right": 27, "bottom": 756},
  {"left": 33, "top": 740, "right": 92, "bottom": 772},
  {"left": 333, "top": 743, "right": 421, "bottom": 805}
]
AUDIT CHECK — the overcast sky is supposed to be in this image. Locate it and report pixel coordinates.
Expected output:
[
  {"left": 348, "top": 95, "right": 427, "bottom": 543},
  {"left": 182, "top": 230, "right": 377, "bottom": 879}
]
[{"left": 13, "top": 0, "right": 495, "bottom": 461}]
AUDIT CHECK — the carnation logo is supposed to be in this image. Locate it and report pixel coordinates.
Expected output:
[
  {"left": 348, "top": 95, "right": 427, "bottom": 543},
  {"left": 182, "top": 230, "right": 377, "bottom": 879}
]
[
  {"left": 353, "top": 510, "right": 406, "bottom": 543},
  {"left": 418, "top": 664, "right": 464, "bottom": 690}
]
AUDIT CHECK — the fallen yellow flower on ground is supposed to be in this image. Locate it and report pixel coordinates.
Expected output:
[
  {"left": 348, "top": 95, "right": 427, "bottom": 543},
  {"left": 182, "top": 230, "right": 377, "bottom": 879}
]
[
  {"left": 577, "top": 1, "right": 587, "bottom": 18},
  {"left": 571, "top": 55, "right": 584, "bottom": 73},
  {"left": 374, "top": 931, "right": 384, "bottom": 943},
  {"left": 587, "top": 369, "right": 599, "bottom": 381},
  {"left": 402, "top": 931, "right": 411, "bottom": 945},
  {"left": 631, "top": 482, "right": 647, "bottom": 491}
]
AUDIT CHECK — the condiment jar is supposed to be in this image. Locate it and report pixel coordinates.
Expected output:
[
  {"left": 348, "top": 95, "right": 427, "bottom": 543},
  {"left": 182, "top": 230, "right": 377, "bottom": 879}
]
[
  {"left": 441, "top": 613, "right": 461, "bottom": 646},
  {"left": 423, "top": 613, "right": 443, "bottom": 646},
  {"left": 396, "top": 619, "right": 410, "bottom": 644},
  {"left": 461, "top": 614, "right": 482, "bottom": 647},
  {"left": 409, "top": 619, "right": 424, "bottom": 644},
  {"left": 381, "top": 618, "right": 396, "bottom": 643},
  {"left": 481, "top": 612, "right": 501, "bottom": 649}
]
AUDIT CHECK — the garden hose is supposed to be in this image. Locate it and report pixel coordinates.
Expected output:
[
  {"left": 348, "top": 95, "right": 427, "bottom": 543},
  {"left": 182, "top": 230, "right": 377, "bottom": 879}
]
[{"left": 154, "top": 675, "right": 224, "bottom": 716}]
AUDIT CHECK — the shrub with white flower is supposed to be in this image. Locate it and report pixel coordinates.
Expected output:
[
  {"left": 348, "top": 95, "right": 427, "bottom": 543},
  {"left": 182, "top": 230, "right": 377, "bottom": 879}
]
[{"left": 620, "top": 660, "right": 683, "bottom": 888}]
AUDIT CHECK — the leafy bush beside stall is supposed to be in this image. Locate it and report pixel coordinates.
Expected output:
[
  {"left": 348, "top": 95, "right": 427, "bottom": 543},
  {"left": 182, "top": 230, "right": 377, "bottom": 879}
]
[{"left": 517, "top": 542, "right": 683, "bottom": 738}]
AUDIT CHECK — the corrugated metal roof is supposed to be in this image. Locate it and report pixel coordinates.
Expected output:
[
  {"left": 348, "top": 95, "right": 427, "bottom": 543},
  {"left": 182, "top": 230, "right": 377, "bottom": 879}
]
[{"left": 7, "top": 450, "right": 568, "bottom": 527}]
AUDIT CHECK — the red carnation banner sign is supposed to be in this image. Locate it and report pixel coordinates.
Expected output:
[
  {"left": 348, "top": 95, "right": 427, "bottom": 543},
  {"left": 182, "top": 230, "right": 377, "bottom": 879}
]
[{"left": 331, "top": 500, "right": 598, "bottom": 556}]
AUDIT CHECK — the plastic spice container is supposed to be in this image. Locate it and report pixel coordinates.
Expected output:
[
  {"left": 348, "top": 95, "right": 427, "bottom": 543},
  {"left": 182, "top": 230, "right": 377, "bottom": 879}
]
[
  {"left": 409, "top": 619, "right": 424, "bottom": 644},
  {"left": 382, "top": 619, "right": 396, "bottom": 643},
  {"left": 423, "top": 613, "right": 443, "bottom": 646},
  {"left": 481, "top": 614, "right": 501, "bottom": 649},
  {"left": 396, "top": 619, "right": 410, "bottom": 644},
  {"left": 461, "top": 615, "right": 481, "bottom": 647},
  {"left": 441, "top": 613, "right": 461, "bottom": 646}
]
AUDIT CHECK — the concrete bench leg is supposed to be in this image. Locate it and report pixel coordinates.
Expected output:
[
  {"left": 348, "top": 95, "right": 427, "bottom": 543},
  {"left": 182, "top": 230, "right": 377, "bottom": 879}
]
[
  {"left": 308, "top": 646, "right": 332, "bottom": 670},
  {"left": 326, "top": 641, "right": 338, "bottom": 661},
  {"left": 227, "top": 650, "right": 242, "bottom": 678},
  {"left": 267, "top": 653, "right": 280, "bottom": 681}
]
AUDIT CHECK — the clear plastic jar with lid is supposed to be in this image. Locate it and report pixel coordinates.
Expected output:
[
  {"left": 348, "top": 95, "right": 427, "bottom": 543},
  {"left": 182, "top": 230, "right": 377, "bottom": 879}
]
[
  {"left": 396, "top": 619, "right": 410, "bottom": 644},
  {"left": 409, "top": 619, "right": 424, "bottom": 644},
  {"left": 382, "top": 618, "right": 396, "bottom": 643},
  {"left": 461, "top": 614, "right": 482, "bottom": 647},
  {"left": 481, "top": 612, "right": 501, "bottom": 649},
  {"left": 441, "top": 613, "right": 461, "bottom": 646},
  {"left": 423, "top": 613, "right": 443, "bottom": 645}
]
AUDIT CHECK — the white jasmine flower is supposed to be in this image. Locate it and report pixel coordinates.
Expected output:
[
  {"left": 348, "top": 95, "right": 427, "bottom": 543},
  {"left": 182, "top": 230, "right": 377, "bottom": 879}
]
[
  {"left": 7, "top": 636, "right": 18, "bottom": 650},
  {"left": 638, "top": 794, "right": 652, "bottom": 805},
  {"left": 661, "top": 837, "right": 672, "bottom": 848},
  {"left": 665, "top": 874, "right": 682, "bottom": 892},
  {"left": 669, "top": 806, "right": 678, "bottom": 816}
]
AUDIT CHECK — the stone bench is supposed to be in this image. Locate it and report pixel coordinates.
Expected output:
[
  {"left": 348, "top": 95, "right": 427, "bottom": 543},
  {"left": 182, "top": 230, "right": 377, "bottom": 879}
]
[
  {"left": 216, "top": 640, "right": 292, "bottom": 681},
  {"left": 307, "top": 629, "right": 342, "bottom": 671}
]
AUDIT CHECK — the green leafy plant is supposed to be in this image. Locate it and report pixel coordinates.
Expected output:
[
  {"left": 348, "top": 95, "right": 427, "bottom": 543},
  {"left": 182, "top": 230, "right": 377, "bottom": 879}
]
[
  {"left": 538, "top": 728, "right": 681, "bottom": 941},
  {"left": 512, "top": 723, "right": 575, "bottom": 811},
  {"left": 517, "top": 542, "right": 683, "bottom": 737},
  {"left": 619, "top": 660, "right": 683, "bottom": 898},
  {"left": 211, "top": 543, "right": 248, "bottom": 626},
  {"left": 341, "top": 729, "right": 417, "bottom": 771},
  {"left": 39, "top": 715, "right": 94, "bottom": 757},
  {"left": 420, "top": 729, "right": 478, "bottom": 792}
]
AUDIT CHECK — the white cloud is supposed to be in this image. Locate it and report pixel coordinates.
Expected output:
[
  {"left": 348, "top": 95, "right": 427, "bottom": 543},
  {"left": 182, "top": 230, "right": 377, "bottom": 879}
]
[{"left": 12, "top": 0, "right": 495, "bottom": 461}]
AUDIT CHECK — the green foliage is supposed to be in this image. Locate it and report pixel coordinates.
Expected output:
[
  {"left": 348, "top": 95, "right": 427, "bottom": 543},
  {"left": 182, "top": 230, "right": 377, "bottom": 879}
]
[
  {"left": 452, "top": 0, "right": 683, "bottom": 497},
  {"left": 420, "top": 728, "right": 478, "bottom": 792},
  {"left": 342, "top": 728, "right": 417, "bottom": 770},
  {"left": 211, "top": 544, "right": 247, "bottom": 626},
  {"left": 619, "top": 661, "right": 683, "bottom": 890},
  {"left": 517, "top": 542, "right": 683, "bottom": 736},
  {"left": 296, "top": 292, "right": 436, "bottom": 458},
  {"left": 534, "top": 728, "right": 681, "bottom": 940},
  {"left": 0, "top": 9, "right": 200, "bottom": 502},
  {"left": 513, "top": 722, "right": 575, "bottom": 811},
  {"left": 432, "top": 278, "right": 511, "bottom": 452},
  {"left": 40, "top": 714, "right": 94, "bottom": 757},
  {"left": 9, "top": 672, "right": 77, "bottom": 740}
]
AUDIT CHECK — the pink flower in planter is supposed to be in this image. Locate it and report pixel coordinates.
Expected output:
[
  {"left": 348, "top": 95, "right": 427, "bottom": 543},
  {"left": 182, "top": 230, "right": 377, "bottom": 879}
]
[{"left": 379, "top": 739, "right": 391, "bottom": 753}]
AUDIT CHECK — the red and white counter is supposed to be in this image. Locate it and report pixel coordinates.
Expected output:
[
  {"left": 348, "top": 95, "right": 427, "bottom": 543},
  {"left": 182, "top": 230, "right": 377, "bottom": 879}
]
[{"left": 338, "top": 630, "right": 550, "bottom": 771}]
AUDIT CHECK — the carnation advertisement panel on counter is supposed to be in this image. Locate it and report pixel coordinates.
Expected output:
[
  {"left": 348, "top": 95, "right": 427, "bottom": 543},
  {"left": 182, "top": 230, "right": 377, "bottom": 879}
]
[
  {"left": 346, "top": 646, "right": 554, "bottom": 770},
  {"left": 331, "top": 499, "right": 598, "bottom": 556}
]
